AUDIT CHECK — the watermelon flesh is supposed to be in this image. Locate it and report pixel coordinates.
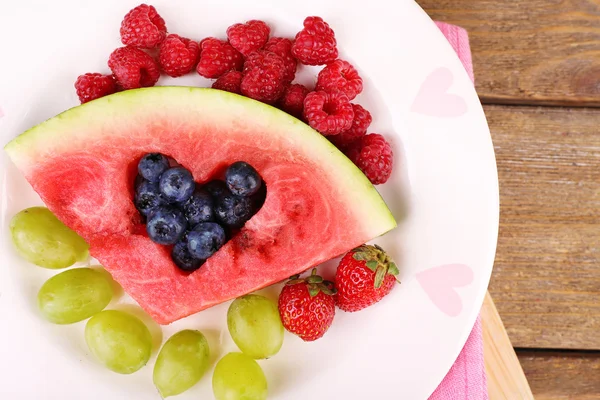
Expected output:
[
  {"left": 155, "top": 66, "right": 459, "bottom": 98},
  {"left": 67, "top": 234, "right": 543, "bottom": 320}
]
[{"left": 4, "top": 87, "right": 396, "bottom": 324}]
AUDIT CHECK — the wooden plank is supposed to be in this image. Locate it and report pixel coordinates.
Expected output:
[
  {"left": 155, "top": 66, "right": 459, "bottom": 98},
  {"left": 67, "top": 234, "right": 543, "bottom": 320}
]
[
  {"left": 416, "top": 0, "right": 600, "bottom": 106},
  {"left": 517, "top": 350, "right": 600, "bottom": 399},
  {"left": 484, "top": 104, "right": 600, "bottom": 349},
  {"left": 482, "top": 292, "right": 534, "bottom": 399}
]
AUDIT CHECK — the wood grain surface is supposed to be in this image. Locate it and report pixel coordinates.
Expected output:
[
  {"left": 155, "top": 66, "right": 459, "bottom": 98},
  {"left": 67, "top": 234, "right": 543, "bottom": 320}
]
[
  {"left": 417, "top": 0, "right": 600, "bottom": 106},
  {"left": 517, "top": 350, "right": 600, "bottom": 399},
  {"left": 484, "top": 104, "right": 600, "bottom": 350}
]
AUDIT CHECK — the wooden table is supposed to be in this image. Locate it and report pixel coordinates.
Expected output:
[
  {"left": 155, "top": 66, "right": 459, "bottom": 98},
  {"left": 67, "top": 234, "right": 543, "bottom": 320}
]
[{"left": 417, "top": 1, "right": 600, "bottom": 398}]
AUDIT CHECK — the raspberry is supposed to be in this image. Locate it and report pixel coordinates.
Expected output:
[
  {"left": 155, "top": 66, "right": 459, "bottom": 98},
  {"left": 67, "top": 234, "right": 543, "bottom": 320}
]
[
  {"left": 226, "top": 20, "right": 271, "bottom": 56},
  {"left": 291, "top": 16, "right": 338, "bottom": 66},
  {"left": 278, "top": 84, "right": 309, "bottom": 119},
  {"left": 74, "top": 73, "right": 117, "bottom": 104},
  {"left": 346, "top": 134, "right": 394, "bottom": 185},
  {"left": 196, "top": 38, "right": 244, "bottom": 79},
  {"left": 329, "top": 104, "right": 372, "bottom": 150},
  {"left": 316, "top": 59, "right": 363, "bottom": 100},
  {"left": 120, "top": 4, "right": 167, "bottom": 49},
  {"left": 108, "top": 46, "right": 160, "bottom": 89},
  {"left": 212, "top": 71, "right": 243, "bottom": 94},
  {"left": 240, "top": 50, "right": 287, "bottom": 104},
  {"left": 158, "top": 34, "right": 200, "bottom": 77},
  {"left": 264, "top": 37, "right": 297, "bottom": 84},
  {"left": 303, "top": 90, "right": 354, "bottom": 135}
]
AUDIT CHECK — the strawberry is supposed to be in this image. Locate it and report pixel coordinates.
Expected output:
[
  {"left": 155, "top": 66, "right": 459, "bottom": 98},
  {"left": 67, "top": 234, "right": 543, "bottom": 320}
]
[
  {"left": 278, "top": 269, "right": 336, "bottom": 342},
  {"left": 335, "top": 244, "right": 400, "bottom": 312}
]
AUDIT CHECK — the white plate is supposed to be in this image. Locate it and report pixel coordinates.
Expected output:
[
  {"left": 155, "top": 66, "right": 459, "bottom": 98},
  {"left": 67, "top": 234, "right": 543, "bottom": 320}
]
[{"left": 0, "top": 0, "right": 499, "bottom": 399}]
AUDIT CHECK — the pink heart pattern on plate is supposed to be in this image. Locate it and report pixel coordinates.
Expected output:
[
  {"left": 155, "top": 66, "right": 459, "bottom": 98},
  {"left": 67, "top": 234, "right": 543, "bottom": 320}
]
[
  {"left": 411, "top": 67, "right": 468, "bottom": 118},
  {"left": 416, "top": 263, "right": 473, "bottom": 317}
]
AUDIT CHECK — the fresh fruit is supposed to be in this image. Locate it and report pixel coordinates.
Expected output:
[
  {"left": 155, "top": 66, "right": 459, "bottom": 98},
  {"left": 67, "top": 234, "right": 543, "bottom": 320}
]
[
  {"left": 316, "top": 59, "right": 363, "bottom": 100},
  {"left": 278, "top": 83, "right": 309, "bottom": 119},
  {"left": 335, "top": 244, "right": 400, "bottom": 312},
  {"left": 146, "top": 205, "right": 188, "bottom": 245},
  {"left": 182, "top": 188, "right": 214, "bottom": 225},
  {"left": 263, "top": 37, "right": 296, "bottom": 83},
  {"left": 120, "top": 4, "right": 167, "bottom": 49},
  {"left": 241, "top": 50, "right": 287, "bottom": 104},
  {"left": 187, "top": 222, "right": 226, "bottom": 259},
  {"left": 74, "top": 73, "right": 117, "bottom": 104},
  {"left": 303, "top": 90, "right": 354, "bottom": 135},
  {"left": 291, "top": 16, "right": 338, "bottom": 66},
  {"left": 138, "top": 153, "right": 170, "bottom": 182},
  {"left": 214, "top": 192, "right": 253, "bottom": 229},
  {"left": 346, "top": 133, "right": 394, "bottom": 185},
  {"left": 171, "top": 239, "right": 204, "bottom": 272},
  {"left": 227, "top": 294, "right": 284, "bottom": 359},
  {"left": 108, "top": 46, "right": 161, "bottom": 89},
  {"left": 204, "top": 180, "right": 230, "bottom": 199},
  {"left": 278, "top": 268, "right": 336, "bottom": 341},
  {"left": 9, "top": 207, "right": 88, "bottom": 269},
  {"left": 225, "top": 161, "right": 262, "bottom": 197},
  {"left": 227, "top": 20, "right": 271, "bottom": 56},
  {"left": 158, "top": 34, "right": 201, "bottom": 77},
  {"left": 329, "top": 103, "right": 372, "bottom": 150},
  {"left": 37, "top": 267, "right": 113, "bottom": 324},
  {"left": 212, "top": 352, "right": 268, "bottom": 400},
  {"left": 85, "top": 310, "right": 152, "bottom": 374},
  {"left": 212, "top": 70, "right": 243, "bottom": 94},
  {"left": 153, "top": 330, "right": 210, "bottom": 398},
  {"left": 196, "top": 38, "right": 244, "bottom": 79},
  {"left": 4, "top": 87, "right": 396, "bottom": 324},
  {"left": 134, "top": 179, "right": 165, "bottom": 217},
  {"left": 159, "top": 167, "right": 195, "bottom": 203}
]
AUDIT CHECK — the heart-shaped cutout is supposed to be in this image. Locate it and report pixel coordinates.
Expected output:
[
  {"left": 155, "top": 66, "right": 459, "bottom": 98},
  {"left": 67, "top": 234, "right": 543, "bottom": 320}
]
[
  {"left": 411, "top": 67, "right": 468, "bottom": 118},
  {"left": 416, "top": 263, "right": 473, "bottom": 316}
]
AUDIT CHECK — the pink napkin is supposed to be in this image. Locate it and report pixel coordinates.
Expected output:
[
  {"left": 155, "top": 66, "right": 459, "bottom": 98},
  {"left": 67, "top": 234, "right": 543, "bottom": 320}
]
[{"left": 428, "top": 22, "right": 488, "bottom": 400}]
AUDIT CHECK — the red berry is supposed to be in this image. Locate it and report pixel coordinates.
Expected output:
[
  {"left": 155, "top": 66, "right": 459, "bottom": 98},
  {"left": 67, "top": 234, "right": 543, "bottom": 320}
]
[
  {"left": 264, "top": 37, "right": 297, "bottom": 84},
  {"left": 120, "top": 4, "right": 167, "bottom": 49},
  {"left": 74, "top": 73, "right": 117, "bottom": 104},
  {"left": 329, "top": 104, "right": 372, "bottom": 150},
  {"left": 346, "top": 133, "right": 394, "bottom": 185},
  {"left": 278, "top": 269, "right": 336, "bottom": 342},
  {"left": 316, "top": 59, "right": 363, "bottom": 100},
  {"left": 196, "top": 38, "right": 244, "bottom": 79},
  {"left": 303, "top": 90, "right": 354, "bottom": 135},
  {"left": 291, "top": 16, "right": 338, "bottom": 66},
  {"left": 212, "top": 70, "right": 243, "bottom": 94},
  {"left": 335, "top": 245, "right": 399, "bottom": 312},
  {"left": 158, "top": 34, "right": 200, "bottom": 77},
  {"left": 240, "top": 50, "right": 287, "bottom": 104},
  {"left": 278, "top": 84, "right": 310, "bottom": 119},
  {"left": 108, "top": 46, "right": 160, "bottom": 89},
  {"left": 226, "top": 20, "right": 271, "bottom": 56}
]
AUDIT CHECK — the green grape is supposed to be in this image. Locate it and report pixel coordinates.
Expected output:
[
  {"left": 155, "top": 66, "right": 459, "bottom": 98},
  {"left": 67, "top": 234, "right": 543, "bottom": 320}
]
[
  {"left": 212, "top": 352, "right": 268, "bottom": 400},
  {"left": 153, "top": 330, "right": 210, "bottom": 397},
  {"left": 227, "top": 294, "right": 284, "bottom": 359},
  {"left": 10, "top": 207, "right": 89, "bottom": 269},
  {"left": 85, "top": 310, "right": 152, "bottom": 374},
  {"left": 37, "top": 267, "right": 113, "bottom": 324}
]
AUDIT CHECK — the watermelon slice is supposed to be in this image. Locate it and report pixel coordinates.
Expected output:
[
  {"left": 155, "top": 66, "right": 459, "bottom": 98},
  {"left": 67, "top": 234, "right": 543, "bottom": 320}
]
[{"left": 5, "top": 87, "right": 396, "bottom": 324}]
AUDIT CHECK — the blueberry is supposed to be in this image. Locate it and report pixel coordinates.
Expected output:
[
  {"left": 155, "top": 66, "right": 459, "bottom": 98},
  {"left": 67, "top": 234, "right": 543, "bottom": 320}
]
[
  {"left": 172, "top": 239, "right": 204, "bottom": 272},
  {"left": 182, "top": 188, "right": 214, "bottom": 226},
  {"left": 225, "top": 161, "right": 262, "bottom": 197},
  {"left": 215, "top": 193, "right": 254, "bottom": 228},
  {"left": 138, "top": 153, "right": 170, "bottom": 182},
  {"left": 146, "top": 206, "right": 187, "bottom": 245},
  {"left": 134, "top": 179, "right": 165, "bottom": 216},
  {"left": 187, "top": 222, "right": 226, "bottom": 259},
  {"left": 159, "top": 167, "right": 195, "bottom": 203},
  {"left": 204, "top": 180, "right": 229, "bottom": 199}
]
